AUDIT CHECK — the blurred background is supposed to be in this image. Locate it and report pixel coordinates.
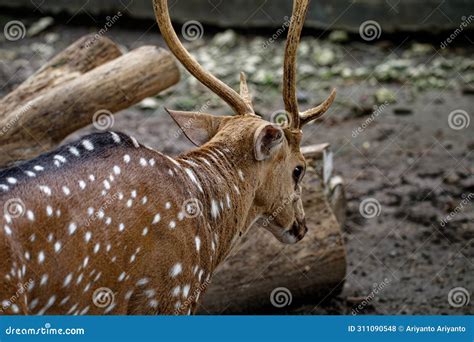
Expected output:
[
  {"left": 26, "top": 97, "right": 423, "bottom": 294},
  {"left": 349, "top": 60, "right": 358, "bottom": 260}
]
[{"left": 0, "top": 0, "right": 472, "bottom": 314}]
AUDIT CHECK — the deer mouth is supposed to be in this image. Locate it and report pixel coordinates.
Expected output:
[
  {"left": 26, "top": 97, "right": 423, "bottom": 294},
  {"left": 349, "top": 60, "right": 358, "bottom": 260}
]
[{"left": 288, "top": 220, "right": 308, "bottom": 243}]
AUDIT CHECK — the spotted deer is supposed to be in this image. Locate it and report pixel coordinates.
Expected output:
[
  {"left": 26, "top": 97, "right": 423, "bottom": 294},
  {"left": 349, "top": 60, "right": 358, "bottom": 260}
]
[{"left": 0, "top": 0, "right": 335, "bottom": 315}]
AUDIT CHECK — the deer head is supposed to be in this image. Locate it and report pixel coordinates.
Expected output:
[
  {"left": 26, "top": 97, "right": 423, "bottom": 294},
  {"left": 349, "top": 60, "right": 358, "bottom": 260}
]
[{"left": 153, "top": 0, "right": 336, "bottom": 244}]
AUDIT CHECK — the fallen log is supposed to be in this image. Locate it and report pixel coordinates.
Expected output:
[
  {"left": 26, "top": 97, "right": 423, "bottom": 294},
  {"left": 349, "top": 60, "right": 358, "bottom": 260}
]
[
  {"left": 0, "top": 34, "right": 122, "bottom": 117},
  {"left": 0, "top": 35, "right": 180, "bottom": 168},
  {"left": 199, "top": 144, "right": 347, "bottom": 314}
]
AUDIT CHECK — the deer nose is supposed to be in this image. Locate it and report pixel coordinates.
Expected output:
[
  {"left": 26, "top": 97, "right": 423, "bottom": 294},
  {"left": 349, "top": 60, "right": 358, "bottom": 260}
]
[{"left": 291, "top": 219, "right": 308, "bottom": 241}]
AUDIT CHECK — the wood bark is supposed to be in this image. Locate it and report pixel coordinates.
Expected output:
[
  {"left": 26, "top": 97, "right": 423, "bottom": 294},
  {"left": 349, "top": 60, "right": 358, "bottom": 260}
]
[
  {"left": 0, "top": 35, "right": 180, "bottom": 168},
  {"left": 198, "top": 147, "right": 347, "bottom": 314}
]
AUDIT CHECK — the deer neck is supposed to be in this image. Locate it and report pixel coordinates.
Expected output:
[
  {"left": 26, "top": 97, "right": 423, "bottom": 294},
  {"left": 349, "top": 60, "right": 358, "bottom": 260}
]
[{"left": 176, "top": 140, "right": 261, "bottom": 269}]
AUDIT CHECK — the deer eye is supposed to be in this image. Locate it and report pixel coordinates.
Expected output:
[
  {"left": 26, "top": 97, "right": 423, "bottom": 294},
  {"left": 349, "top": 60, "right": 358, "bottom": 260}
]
[{"left": 293, "top": 165, "right": 304, "bottom": 183}]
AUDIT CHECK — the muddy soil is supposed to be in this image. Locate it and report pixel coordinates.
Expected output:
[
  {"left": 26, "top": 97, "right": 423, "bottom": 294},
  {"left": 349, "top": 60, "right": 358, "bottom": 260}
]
[{"left": 0, "top": 19, "right": 472, "bottom": 315}]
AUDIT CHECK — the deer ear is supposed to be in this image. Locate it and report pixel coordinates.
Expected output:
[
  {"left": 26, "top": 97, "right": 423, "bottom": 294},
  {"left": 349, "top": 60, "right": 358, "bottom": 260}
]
[
  {"left": 165, "top": 108, "right": 229, "bottom": 146},
  {"left": 254, "top": 124, "right": 284, "bottom": 161}
]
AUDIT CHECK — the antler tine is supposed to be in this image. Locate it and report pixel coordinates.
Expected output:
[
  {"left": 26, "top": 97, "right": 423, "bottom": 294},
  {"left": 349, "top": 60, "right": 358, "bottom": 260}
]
[
  {"left": 283, "top": 0, "right": 310, "bottom": 129},
  {"left": 300, "top": 88, "right": 336, "bottom": 125},
  {"left": 283, "top": 0, "right": 336, "bottom": 129},
  {"left": 239, "top": 72, "right": 254, "bottom": 113},
  {"left": 153, "top": 0, "right": 252, "bottom": 115}
]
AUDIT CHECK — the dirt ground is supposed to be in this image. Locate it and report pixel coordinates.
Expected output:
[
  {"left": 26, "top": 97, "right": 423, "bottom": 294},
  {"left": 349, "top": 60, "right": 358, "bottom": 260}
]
[{"left": 0, "top": 18, "right": 472, "bottom": 315}]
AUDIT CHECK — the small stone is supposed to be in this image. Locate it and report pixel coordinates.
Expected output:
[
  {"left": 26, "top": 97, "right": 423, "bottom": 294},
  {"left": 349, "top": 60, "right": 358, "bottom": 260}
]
[
  {"left": 313, "top": 48, "right": 336, "bottom": 67},
  {"left": 27, "top": 17, "right": 54, "bottom": 37},
  {"left": 410, "top": 43, "right": 432, "bottom": 55},
  {"left": 44, "top": 32, "right": 59, "bottom": 44},
  {"left": 139, "top": 97, "right": 160, "bottom": 109},
  {"left": 328, "top": 30, "right": 349, "bottom": 43},
  {"left": 212, "top": 30, "right": 237, "bottom": 48},
  {"left": 374, "top": 88, "right": 396, "bottom": 104},
  {"left": 393, "top": 107, "right": 413, "bottom": 116}
]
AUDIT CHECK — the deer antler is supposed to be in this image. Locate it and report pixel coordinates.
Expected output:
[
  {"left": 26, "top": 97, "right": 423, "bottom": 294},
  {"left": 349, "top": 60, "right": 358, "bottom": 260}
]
[
  {"left": 153, "top": 0, "right": 253, "bottom": 115},
  {"left": 283, "top": 0, "right": 336, "bottom": 129}
]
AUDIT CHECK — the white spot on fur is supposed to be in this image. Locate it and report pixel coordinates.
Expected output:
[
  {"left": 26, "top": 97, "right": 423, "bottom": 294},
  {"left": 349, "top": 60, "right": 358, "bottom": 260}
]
[
  {"left": 26, "top": 210, "right": 35, "bottom": 221},
  {"left": 170, "top": 263, "right": 182, "bottom": 278},
  {"left": 184, "top": 168, "right": 203, "bottom": 192},
  {"left": 182, "top": 284, "right": 191, "bottom": 298},
  {"left": 130, "top": 136, "right": 140, "bottom": 148},
  {"left": 38, "top": 251, "right": 45, "bottom": 264},
  {"left": 172, "top": 286, "right": 181, "bottom": 297},
  {"left": 110, "top": 132, "right": 121, "bottom": 143},
  {"left": 4, "top": 225, "right": 12, "bottom": 235},
  {"left": 79, "top": 180, "right": 86, "bottom": 190},
  {"left": 85, "top": 231, "right": 92, "bottom": 242},
  {"left": 152, "top": 213, "right": 161, "bottom": 224},
  {"left": 69, "top": 146, "right": 80, "bottom": 156},
  {"left": 63, "top": 273, "right": 73, "bottom": 287},
  {"left": 82, "top": 140, "right": 94, "bottom": 151},
  {"left": 25, "top": 170, "right": 36, "bottom": 177},
  {"left": 40, "top": 274, "right": 48, "bottom": 286},
  {"left": 136, "top": 278, "right": 149, "bottom": 286},
  {"left": 39, "top": 185, "right": 52, "bottom": 196},
  {"left": 211, "top": 199, "right": 220, "bottom": 219},
  {"left": 195, "top": 236, "right": 201, "bottom": 252},
  {"left": 68, "top": 222, "right": 77, "bottom": 235}
]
